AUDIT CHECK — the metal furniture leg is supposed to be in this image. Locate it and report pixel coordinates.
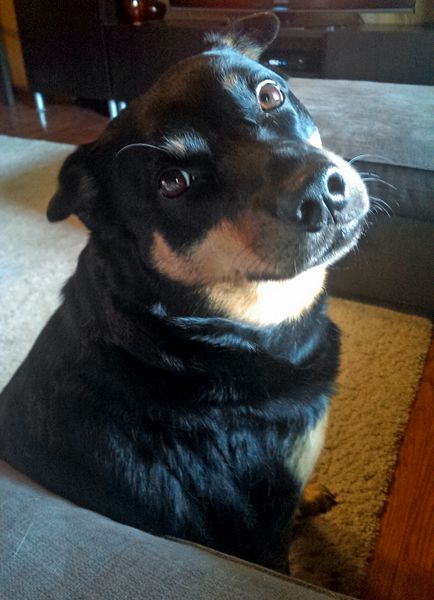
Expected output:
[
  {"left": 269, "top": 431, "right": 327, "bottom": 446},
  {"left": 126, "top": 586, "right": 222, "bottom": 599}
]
[
  {"left": 34, "top": 91, "right": 46, "bottom": 112},
  {"left": 108, "top": 99, "right": 118, "bottom": 119},
  {"left": 34, "top": 92, "right": 47, "bottom": 128}
]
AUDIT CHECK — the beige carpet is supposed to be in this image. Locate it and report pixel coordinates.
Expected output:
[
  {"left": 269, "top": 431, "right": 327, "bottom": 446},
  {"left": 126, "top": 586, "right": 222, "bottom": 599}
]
[{"left": 0, "top": 135, "right": 431, "bottom": 598}]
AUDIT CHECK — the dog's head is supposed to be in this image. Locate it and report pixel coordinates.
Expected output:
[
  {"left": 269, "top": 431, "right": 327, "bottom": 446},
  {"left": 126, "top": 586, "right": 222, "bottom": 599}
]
[{"left": 47, "top": 13, "right": 369, "bottom": 325}]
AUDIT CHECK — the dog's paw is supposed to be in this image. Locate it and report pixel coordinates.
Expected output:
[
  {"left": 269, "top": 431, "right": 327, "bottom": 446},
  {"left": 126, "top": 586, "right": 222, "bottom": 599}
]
[{"left": 298, "top": 482, "right": 337, "bottom": 519}]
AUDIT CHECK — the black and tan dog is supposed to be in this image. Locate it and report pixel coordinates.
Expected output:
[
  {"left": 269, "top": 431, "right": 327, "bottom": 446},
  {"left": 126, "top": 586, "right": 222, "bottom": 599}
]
[{"left": 0, "top": 14, "right": 368, "bottom": 572}]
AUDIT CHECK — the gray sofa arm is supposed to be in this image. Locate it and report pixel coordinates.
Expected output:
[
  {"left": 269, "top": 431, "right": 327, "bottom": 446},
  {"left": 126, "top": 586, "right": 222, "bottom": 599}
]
[
  {"left": 0, "top": 460, "right": 350, "bottom": 600},
  {"left": 290, "top": 78, "right": 434, "bottom": 316}
]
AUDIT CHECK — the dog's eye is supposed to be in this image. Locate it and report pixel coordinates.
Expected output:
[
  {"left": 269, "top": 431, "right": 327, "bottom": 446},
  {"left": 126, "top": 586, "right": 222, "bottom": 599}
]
[
  {"left": 256, "top": 80, "right": 285, "bottom": 112},
  {"left": 159, "top": 169, "right": 192, "bottom": 198}
]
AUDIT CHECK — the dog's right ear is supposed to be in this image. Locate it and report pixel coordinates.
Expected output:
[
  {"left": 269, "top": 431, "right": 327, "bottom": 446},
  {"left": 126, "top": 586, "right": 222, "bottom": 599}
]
[
  {"left": 47, "top": 143, "right": 100, "bottom": 228},
  {"left": 206, "top": 12, "right": 280, "bottom": 60}
]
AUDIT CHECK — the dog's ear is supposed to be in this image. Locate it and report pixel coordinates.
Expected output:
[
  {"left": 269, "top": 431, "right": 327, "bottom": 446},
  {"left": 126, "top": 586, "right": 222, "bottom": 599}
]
[
  {"left": 206, "top": 12, "right": 280, "bottom": 60},
  {"left": 47, "top": 143, "right": 100, "bottom": 228}
]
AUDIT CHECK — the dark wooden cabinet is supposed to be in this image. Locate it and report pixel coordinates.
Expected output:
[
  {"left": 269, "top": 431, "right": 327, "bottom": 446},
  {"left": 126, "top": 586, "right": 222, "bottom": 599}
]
[
  {"left": 105, "top": 22, "right": 207, "bottom": 100},
  {"left": 13, "top": 1, "right": 433, "bottom": 105},
  {"left": 324, "top": 26, "right": 434, "bottom": 84},
  {"left": 14, "top": 0, "right": 112, "bottom": 99}
]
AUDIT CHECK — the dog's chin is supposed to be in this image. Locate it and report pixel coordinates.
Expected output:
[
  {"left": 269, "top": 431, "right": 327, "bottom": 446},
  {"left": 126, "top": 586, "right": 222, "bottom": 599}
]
[
  {"left": 247, "top": 219, "right": 365, "bottom": 283},
  {"left": 316, "top": 218, "right": 366, "bottom": 267}
]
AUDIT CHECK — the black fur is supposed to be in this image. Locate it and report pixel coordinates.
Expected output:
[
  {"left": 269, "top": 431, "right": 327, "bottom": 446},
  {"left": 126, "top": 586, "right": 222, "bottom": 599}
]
[{"left": 0, "top": 13, "right": 368, "bottom": 573}]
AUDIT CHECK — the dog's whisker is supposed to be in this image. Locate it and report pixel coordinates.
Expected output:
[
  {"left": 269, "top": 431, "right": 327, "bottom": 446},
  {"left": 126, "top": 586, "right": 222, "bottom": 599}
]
[
  {"left": 369, "top": 196, "right": 393, "bottom": 217},
  {"left": 349, "top": 153, "right": 395, "bottom": 165},
  {"left": 115, "top": 142, "right": 170, "bottom": 159},
  {"left": 361, "top": 177, "right": 398, "bottom": 192},
  {"left": 355, "top": 166, "right": 398, "bottom": 193},
  {"left": 358, "top": 171, "right": 381, "bottom": 179},
  {"left": 370, "top": 196, "right": 391, "bottom": 208}
]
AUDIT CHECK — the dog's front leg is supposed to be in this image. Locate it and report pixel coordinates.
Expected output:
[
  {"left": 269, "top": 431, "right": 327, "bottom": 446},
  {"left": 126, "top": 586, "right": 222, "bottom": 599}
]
[{"left": 298, "top": 480, "right": 337, "bottom": 518}]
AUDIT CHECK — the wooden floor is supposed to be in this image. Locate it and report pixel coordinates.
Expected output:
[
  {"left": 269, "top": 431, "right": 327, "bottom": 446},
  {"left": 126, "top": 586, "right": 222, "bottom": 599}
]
[
  {"left": 362, "top": 340, "right": 434, "bottom": 600},
  {"left": 0, "top": 92, "right": 108, "bottom": 144},
  {"left": 1, "top": 94, "right": 433, "bottom": 600}
]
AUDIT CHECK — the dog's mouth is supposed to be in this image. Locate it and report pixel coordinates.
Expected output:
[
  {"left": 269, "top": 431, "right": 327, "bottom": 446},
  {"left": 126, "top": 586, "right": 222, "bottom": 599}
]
[
  {"left": 232, "top": 191, "right": 368, "bottom": 283},
  {"left": 252, "top": 154, "right": 370, "bottom": 278},
  {"left": 151, "top": 200, "right": 366, "bottom": 285},
  {"left": 306, "top": 212, "right": 368, "bottom": 270}
]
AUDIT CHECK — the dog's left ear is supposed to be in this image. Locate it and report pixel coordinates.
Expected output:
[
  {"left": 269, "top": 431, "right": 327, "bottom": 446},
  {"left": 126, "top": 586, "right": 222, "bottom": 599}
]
[
  {"left": 206, "top": 12, "right": 280, "bottom": 60},
  {"left": 47, "top": 143, "right": 101, "bottom": 229}
]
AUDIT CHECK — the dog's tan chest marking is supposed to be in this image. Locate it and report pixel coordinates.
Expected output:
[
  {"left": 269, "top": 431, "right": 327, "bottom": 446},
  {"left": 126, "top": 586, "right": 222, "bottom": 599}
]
[
  {"left": 209, "top": 265, "right": 327, "bottom": 326},
  {"left": 285, "top": 412, "right": 328, "bottom": 487},
  {"left": 151, "top": 226, "right": 327, "bottom": 325},
  {"left": 308, "top": 129, "right": 322, "bottom": 149}
]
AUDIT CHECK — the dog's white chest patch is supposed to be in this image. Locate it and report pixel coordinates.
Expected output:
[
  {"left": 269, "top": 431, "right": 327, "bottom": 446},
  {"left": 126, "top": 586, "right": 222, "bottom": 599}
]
[
  {"left": 308, "top": 129, "right": 322, "bottom": 149},
  {"left": 209, "top": 265, "right": 327, "bottom": 327},
  {"left": 242, "top": 266, "right": 327, "bottom": 326},
  {"left": 285, "top": 411, "right": 328, "bottom": 487}
]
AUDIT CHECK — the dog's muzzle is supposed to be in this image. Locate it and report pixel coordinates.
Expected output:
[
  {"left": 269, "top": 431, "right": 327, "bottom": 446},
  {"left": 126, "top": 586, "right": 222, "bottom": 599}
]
[{"left": 276, "top": 155, "right": 369, "bottom": 234}]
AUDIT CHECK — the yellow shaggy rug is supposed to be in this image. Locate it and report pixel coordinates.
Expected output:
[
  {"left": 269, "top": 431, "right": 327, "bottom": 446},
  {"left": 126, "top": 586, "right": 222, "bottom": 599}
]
[{"left": 0, "top": 135, "right": 431, "bottom": 597}]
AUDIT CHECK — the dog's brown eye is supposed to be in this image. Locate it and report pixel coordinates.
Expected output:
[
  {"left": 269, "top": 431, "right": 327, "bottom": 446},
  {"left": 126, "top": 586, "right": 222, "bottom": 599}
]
[
  {"left": 256, "top": 80, "right": 284, "bottom": 112},
  {"left": 159, "top": 169, "right": 192, "bottom": 198}
]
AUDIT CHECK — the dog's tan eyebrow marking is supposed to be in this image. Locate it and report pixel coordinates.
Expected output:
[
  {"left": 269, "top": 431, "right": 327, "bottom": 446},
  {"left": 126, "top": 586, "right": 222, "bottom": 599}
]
[
  {"left": 222, "top": 73, "right": 243, "bottom": 92},
  {"left": 161, "top": 132, "right": 211, "bottom": 158}
]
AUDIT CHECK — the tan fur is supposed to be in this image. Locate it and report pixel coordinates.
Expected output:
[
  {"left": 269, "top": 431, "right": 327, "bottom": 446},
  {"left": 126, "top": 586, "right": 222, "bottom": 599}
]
[
  {"left": 208, "top": 266, "right": 327, "bottom": 326},
  {"left": 286, "top": 412, "right": 329, "bottom": 487},
  {"left": 151, "top": 219, "right": 269, "bottom": 287},
  {"left": 299, "top": 481, "right": 336, "bottom": 517},
  {"left": 151, "top": 232, "right": 198, "bottom": 285},
  {"left": 220, "top": 34, "right": 237, "bottom": 49},
  {"left": 242, "top": 45, "right": 263, "bottom": 61},
  {"left": 162, "top": 137, "right": 187, "bottom": 157},
  {"left": 217, "top": 34, "right": 262, "bottom": 60},
  {"left": 162, "top": 133, "right": 210, "bottom": 158},
  {"left": 151, "top": 219, "right": 327, "bottom": 325},
  {"left": 222, "top": 73, "right": 242, "bottom": 91}
]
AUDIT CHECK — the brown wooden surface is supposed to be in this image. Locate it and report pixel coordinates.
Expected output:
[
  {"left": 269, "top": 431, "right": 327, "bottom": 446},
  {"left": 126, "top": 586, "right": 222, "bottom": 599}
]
[
  {"left": 362, "top": 337, "right": 434, "bottom": 600},
  {"left": 0, "top": 92, "right": 108, "bottom": 145},
  {"left": 1, "top": 96, "right": 433, "bottom": 600}
]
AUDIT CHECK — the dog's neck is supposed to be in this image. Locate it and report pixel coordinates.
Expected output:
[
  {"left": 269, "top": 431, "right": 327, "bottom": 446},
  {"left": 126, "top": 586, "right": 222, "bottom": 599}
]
[
  {"left": 67, "top": 242, "right": 329, "bottom": 369},
  {"left": 206, "top": 265, "right": 327, "bottom": 327},
  {"left": 73, "top": 239, "right": 326, "bottom": 335}
]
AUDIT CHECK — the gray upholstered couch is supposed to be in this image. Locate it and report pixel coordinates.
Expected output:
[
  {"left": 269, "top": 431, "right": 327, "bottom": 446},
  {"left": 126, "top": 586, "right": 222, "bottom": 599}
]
[
  {"left": 291, "top": 78, "right": 433, "bottom": 317},
  {"left": 1, "top": 461, "right": 350, "bottom": 600},
  {"left": 1, "top": 78, "right": 432, "bottom": 599}
]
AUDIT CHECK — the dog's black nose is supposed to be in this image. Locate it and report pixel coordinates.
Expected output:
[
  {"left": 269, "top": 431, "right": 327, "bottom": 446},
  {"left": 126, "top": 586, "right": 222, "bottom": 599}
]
[{"left": 293, "top": 166, "right": 348, "bottom": 232}]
